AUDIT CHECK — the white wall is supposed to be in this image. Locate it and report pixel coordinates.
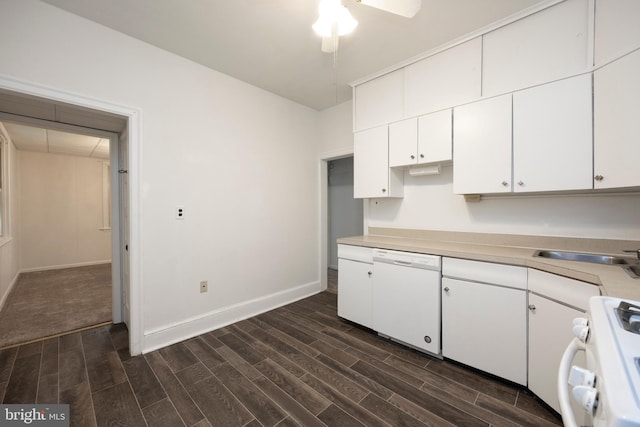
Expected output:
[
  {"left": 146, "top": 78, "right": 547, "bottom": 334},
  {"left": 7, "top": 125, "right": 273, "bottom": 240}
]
[
  {"left": 0, "top": 0, "right": 320, "bottom": 351},
  {"left": 369, "top": 167, "right": 640, "bottom": 240},
  {"left": 18, "top": 151, "right": 111, "bottom": 270},
  {"left": 316, "top": 102, "right": 640, "bottom": 241},
  {"left": 0, "top": 125, "right": 20, "bottom": 311}
]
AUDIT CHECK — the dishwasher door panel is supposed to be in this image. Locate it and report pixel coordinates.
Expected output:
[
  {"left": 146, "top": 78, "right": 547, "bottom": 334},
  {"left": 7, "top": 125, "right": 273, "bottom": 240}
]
[{"left": 372, "top": 261, "right": 441, "bottom": 355}]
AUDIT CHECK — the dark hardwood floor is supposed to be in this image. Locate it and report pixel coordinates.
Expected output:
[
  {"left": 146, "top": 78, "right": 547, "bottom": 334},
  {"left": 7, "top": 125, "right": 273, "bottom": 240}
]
[{"left": 0, "top": 290, "right": 562, "bottom": 426}]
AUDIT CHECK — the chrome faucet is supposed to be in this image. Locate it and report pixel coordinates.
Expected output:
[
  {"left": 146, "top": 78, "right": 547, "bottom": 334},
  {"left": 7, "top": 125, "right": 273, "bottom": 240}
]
[{"left": 623, "top": 249, "right": 640, "bottom": 261}]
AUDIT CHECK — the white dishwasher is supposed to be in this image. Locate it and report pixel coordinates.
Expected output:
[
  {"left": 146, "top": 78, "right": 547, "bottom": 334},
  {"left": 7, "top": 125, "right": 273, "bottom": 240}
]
[{"left": 372, "top": 249, "right": 442, "bottom": 356}]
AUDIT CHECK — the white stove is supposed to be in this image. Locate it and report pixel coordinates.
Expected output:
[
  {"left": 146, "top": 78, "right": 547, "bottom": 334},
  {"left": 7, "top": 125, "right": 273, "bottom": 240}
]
[{"left": 558, "top": 296, "right": 640, "bottom": 427}]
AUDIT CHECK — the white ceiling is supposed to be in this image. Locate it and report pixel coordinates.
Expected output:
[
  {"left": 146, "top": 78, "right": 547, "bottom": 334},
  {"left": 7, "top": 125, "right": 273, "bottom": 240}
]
[
  {"left": 40, "top": 0, "right": 546, "bottom": 111},
  {"left": 2, "top": 122, "right": 110, "bottom": 160}
]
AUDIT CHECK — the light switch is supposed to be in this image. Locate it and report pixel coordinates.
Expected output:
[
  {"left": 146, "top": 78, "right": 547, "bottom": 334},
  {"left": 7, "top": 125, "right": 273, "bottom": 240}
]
[{"left": 176, "top": 205, "right": 185, "bottom": 220}]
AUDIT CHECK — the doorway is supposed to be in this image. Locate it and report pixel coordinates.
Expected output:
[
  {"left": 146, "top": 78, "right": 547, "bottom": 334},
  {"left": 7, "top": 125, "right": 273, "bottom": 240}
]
[
  {"left": 326, "top": 156, "right": 363, "bottom": 290},
  {"left": 0, "top": 83, "right": 138, "bottom": 352},
  {"left": 0, "top": 121, "right": 117, "bottom": 347}
]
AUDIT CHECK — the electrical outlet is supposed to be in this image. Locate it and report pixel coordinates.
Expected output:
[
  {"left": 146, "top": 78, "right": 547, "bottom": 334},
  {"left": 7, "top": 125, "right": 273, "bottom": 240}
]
[
  {"left": 200, "top": 280, "right": 208, "bottom": 293},
  {"left": 176, "top": 206, "right": 185, "bottom": 220}
]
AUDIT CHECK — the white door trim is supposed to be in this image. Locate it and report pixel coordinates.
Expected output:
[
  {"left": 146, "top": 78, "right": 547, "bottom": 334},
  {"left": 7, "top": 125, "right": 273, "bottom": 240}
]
[
  {"left": 318, "top": 147, "right": 356, "bottom": 290},
  {"left": 0, "top": 75, "right": 144, "bottom": 355}
]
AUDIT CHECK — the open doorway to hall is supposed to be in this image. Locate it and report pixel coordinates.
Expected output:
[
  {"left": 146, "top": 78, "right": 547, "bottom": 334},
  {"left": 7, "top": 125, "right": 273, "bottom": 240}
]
[
  {"left": 0, "top": 122, "right": 114, "bottom": 348},
  {"left": 327, "top": 156, "right": 363, "bottom": 291},
  {"left": 0, "top": 85, "right": 131, "bottom": 350}
]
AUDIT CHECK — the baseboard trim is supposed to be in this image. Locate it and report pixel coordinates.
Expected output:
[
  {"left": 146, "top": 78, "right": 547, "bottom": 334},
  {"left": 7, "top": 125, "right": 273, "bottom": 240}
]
[
  {"left": 142, "top": 280, "right": 322, "bottom": 353},
  {"left": 21, "top": 260, "right": 112, "bottom": 273},
  {"left": 0, "top": 270, "right": 21, "bottom": 313}
]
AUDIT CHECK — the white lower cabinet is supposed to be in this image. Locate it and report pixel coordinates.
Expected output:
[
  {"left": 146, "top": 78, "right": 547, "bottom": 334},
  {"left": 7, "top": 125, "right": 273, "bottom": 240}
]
[
  {"left": 339, "top": 246, "right": 606, "bottom": 415},
  {"left": 442, "top": 258, "right": 527, "bottom": 385},
  {"left": 528, "top": 269, "right": 601, "bottom": 414},
  {"left": 337, "top": 245, "right": 373, "bottom": 328}
]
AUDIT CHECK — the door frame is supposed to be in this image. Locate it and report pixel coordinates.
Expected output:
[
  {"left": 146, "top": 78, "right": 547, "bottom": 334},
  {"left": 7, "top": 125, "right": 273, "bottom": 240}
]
[
  {"left": 0, "top": 75, "right": 144, "bottom": 355},
  {"left": 319, "top": 148, "right": 365, "bottom": 290}
]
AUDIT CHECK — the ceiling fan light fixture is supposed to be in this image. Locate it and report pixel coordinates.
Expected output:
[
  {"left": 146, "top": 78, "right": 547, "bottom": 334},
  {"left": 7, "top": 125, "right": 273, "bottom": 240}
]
[{"left": 313, "top": 0, "right": 358, "bottom": 37}]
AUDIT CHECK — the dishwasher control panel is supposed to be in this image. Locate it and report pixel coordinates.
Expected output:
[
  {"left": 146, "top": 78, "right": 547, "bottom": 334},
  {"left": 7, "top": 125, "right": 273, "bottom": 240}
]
[{"left": 373, "top": 249, "right": 441, "bottom": 270}]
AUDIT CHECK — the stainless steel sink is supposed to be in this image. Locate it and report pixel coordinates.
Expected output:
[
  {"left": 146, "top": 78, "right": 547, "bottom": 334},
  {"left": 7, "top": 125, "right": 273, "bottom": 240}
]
[
  {"left": 534, "top": 250, "right": 631, "bottom": 265},
  {"left": 534, "top": 250, "right": 640, "bottom": 279}
]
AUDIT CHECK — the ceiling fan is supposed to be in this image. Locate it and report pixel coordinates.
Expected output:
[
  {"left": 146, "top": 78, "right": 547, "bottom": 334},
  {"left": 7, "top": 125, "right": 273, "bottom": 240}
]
[{"left": 313, "top": 0, "right": 422, "bottom": 53}]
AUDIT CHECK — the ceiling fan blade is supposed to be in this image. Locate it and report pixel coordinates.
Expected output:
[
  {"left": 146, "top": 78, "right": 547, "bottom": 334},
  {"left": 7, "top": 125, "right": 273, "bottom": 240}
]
[{"left": 357, "top": 0, "right": 421, "bottom": 18}]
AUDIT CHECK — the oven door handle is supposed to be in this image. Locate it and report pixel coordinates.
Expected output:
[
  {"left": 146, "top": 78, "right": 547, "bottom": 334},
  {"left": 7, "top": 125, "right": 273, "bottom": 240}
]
[{"left": 557, "top": 337, "right": 586, "bottom": 427}]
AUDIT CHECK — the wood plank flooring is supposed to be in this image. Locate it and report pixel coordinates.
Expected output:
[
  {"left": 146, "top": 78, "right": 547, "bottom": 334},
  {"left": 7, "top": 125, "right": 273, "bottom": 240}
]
[{"left": 0, "top": 290, "right": 562, "bottom": 426}]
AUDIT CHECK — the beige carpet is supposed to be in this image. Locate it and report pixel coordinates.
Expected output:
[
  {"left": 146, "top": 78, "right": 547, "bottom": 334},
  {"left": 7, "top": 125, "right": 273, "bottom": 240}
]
[{"left": 0, "top": 264, "right": 112, "bottom": 348}]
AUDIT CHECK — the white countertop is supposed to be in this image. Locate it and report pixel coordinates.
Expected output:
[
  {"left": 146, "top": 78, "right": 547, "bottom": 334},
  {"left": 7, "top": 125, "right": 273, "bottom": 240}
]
[{"left": 337, "top": 230, "right": 640, "bottom": 301}]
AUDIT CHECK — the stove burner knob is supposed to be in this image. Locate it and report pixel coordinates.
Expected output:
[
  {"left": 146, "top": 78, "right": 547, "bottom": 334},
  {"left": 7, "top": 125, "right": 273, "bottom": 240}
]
[
  {"left": 573, "top": 317, "right": 589, "bottom": 327},
  {"left": 572, "top": 324, "right": 590, "bottom": 343},
  {"left": 569, "top": 365, "right": 596, "bottom": 387},
  {"left": 572, "top": 385, "right": 598, "bottom": 413}
]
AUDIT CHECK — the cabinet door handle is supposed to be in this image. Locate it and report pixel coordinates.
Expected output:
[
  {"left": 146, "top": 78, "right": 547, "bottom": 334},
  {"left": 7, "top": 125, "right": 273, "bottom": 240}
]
[
  {"left": 381, "top": 188, "right": 387, "bottom": 193},
  {"left": 594, "top": 175, "right": 604, "bottom": 181},
  {"left": 410, "top": 155, "right": 415, "bottom": 160},
  {"left": 443, "top": 287, "right": 450, "bottom": 292},
  {"left": 518, "top": 181, "right": 524, "bottom": 186},
  {"left": 528, "top": 304, "right": 536, "bottom": 311},
  {"left": 501, "top": 181, "right": 509, "bottom": 187},
  {"left": 420, "top": 154, "right": 424, "bottom": 159},
  {"left": 367, "top": 271, "right": 372, "bottom": 277}
]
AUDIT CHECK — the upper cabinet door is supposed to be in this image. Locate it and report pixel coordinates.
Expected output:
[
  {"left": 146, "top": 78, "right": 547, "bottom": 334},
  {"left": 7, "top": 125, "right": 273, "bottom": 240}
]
[
  {"left": 594, "top": 0, "right": 640, "bottom": 66},
  {"left": 404, "top": 38, "right": 482, "bottom": 118},
  {"left": 418, "top": 109, "right": 452, "bottom": 164},
  {"left": 354, "top": 125, "right": 404, "bottom": 198},
  {"left": 513, "top": 74, "right": 593, "bottom": 193},
  {"left": 594, "top": 49, "right": 640, "bottom": 189},
  {"left": 453, "top": 94, "right": 512, "bottom": 195},
  {"left": 354, "top": 69, "right": 403, "bottom": 132},
  {"left": 482, "top": 0, "right": 590, "bottom": 97},
  {"left": 389, "top": 118, "right": 418, "bottom": 168}
]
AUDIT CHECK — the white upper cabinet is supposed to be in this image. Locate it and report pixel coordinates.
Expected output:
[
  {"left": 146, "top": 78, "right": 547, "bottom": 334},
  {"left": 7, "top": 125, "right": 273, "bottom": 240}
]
[
  {"left": 354, "top": 69, "right": 403, "bottom": 132},
  {"left": 354, "top": 125, "right": 404, "bottom": 198},
  {"left": 594, "top": 0, "right": 640, "bottom": 66},
  {"left": 389, "top": 109, "right": 452, "bottom": 168},
  {"left": 418, "top": 109, "right": 452, "bottom": 164},
  {"left": 513, "top": 74, "right": 593, "bottom": 192},
  {"left": 482, "top": 0, "right": 590, "bottom": 97},
  {"left": 594, "top": 49, "right": 640, "bottom": 189},
  {"left": 404, "top": 38, "right": 482, "bottom": 118},
  {"left": 389, "top": 118, "right": 417, "bottom": 168},
  {"left": 453, "top": 94, "right": 512, "bottom": 194}
]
